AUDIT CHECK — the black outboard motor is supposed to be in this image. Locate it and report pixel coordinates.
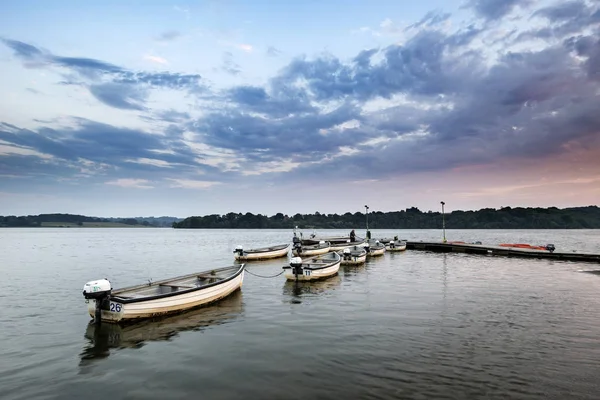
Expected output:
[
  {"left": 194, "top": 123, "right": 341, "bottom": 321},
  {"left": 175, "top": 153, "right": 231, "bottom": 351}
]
[
  {"left": 364, "top": 244, "right": 371, "bottom": 254},
  {"left": 83, "top": 278, "right": 112, "bottom": 324},
  {"left": 342, "top": 248, "right": 352, "bottom": 261},
  {"left": 290, "top": 257, "right": 303, "bottom": 280},
  {"left": 234, "top": 245, "right": 244, "bottom": 257},
  {"left": 389, "top": 241, "right": 396, "bottom": 249},
  {"left": 546, "top": 244, "right": 556, "bottom": 253}
]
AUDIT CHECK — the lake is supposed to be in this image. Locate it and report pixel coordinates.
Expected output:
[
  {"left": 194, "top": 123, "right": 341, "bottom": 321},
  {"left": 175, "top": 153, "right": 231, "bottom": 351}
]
[{"left": 1, "top": 228, "right": 600, "bottom": 400}]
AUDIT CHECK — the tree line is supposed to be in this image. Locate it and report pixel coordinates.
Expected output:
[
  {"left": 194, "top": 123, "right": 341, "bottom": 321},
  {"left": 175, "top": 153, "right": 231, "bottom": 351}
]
[
  {"left": 0, "top": 214, "right": 180, "bottom": 227},
  {"left": 172, "top": 206, "right": 600, "bottom": 229}
]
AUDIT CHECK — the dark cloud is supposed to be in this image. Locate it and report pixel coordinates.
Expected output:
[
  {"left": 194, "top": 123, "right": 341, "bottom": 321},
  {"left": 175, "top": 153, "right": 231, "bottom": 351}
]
[
  {"left": 532, "top": 1, "right": 589, "bottom": 22},
  {"left": 89, "top": 83, "right": 147, "bottom": 111},
  {"left": 0, "top": 38, "right": 202, "bottom": 109},
  {"left": 465, "top": 0, "right": 531, "bottom": 21},
  {"left": 226, "top": 85, "right": 315, "bottom": 117}
]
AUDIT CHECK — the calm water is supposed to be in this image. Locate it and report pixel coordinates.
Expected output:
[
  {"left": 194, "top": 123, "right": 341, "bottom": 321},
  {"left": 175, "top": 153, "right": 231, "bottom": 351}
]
[{"left": 1, "top": 228, "right": 600, "bottom": 400}]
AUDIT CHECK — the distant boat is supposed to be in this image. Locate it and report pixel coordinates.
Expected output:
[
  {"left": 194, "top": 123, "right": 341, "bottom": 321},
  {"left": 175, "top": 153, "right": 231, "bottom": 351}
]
[
  {"left": 340, "top": 245, "right": 367, "bottom": 265},
  {"left": 386, "top": 240, "right": 407, "bottom": 252},
  {"left": 292, "top": 240, "right": 331, "bottom": 256},
  {"left": 234, "top": 243, "right": 290, "bottom": 261},
  {"left": 82, "top": 265, "right": 245, "bottom": 324},
  {"left": 498, "top": 243, "right": 556, "bottom": 252},
  {"left": 365, "top": 240, "right": 386, "bottom": 256},
  {"left": 282, "top": 252, "right": 341, "bottom": 281}
]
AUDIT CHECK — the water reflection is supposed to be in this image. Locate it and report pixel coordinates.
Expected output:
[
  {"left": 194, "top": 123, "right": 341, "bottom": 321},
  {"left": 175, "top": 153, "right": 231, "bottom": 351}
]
[
  {"left": 282, "top": 275, "right": 342, "bottom": 303},
  {"left": 79, "top": 290, "right": 244, "bottom": 367}
]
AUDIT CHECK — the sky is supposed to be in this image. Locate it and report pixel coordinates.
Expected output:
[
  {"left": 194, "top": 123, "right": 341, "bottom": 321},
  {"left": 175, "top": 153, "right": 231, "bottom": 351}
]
[{"left": 1, "top": 0, "right": 599, "bottom": 217}]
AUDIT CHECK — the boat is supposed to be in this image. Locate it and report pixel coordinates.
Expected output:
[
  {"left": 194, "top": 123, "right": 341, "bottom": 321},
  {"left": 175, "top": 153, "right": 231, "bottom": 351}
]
[
  {"left": 233, "top": 243, "right": 290, "bottom": 261},
  {"left": 82, "top": 265, "right": 245, "bottom": 323},
  {"left": 340, "top": 245, "right": 367, "bottom": 265},
  {"left": 329, "top": 239, "right": 366, "bottom": 251},
  {"left": 282, "top": 252, "right": 341, "bottom": 281},
  {"left": 498, "top": 243, "right": 556, "bottom": 252},
  {"left": 81, "top": 290, "right": 243, "bottom": 359},
  {"left": 386, "top": 240, "right": 407, "bottom": 252},
  {"left": 364, "top": 240, "right": 386, "bottom": 257},
  {"left": 292, "top": 240, "right": 331, "bottom": 256}
]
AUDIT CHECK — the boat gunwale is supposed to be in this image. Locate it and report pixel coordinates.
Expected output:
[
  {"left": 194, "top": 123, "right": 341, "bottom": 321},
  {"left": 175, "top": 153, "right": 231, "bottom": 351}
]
[
  {"left": 110, "top": 264, "right": 246, "bottom": 304},
  {"left": 283, "top": 253, "right": 341, "bottom": 271},
  {"left": 238, "top": 243, "right": 290, "bottom": 254}
]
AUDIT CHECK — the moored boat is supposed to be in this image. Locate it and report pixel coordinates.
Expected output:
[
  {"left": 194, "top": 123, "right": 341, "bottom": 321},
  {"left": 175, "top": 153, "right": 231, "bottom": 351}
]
[
  {"left": 365, "top": 240, "right": 386, "bottom": 257},
  {"left": 340, "top": 245, "right": 367, "bottom": 265},
  {"left": 82, "top": 265, "right": 245, "bottom": 324},
  {"left": 498, "top": 243, "right": 556, "bottom": 252},
  {"left": 282, "top": 252, "right": 341, "bottom": 281},
  {"left": 292, "top": 240, "right": 331, "bottom": 256},
  {"left": 386, "top": 240, "right": 407, "bottom": 252},
  {"left": 330, "top": 239, "right": 365, "bottom": 251},
  {"left": 234, "top": 243, "right": 290, "bottom": 261}
]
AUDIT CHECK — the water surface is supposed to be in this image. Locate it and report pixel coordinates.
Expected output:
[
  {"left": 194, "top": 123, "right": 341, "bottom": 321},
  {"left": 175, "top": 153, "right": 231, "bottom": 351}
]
[{"left": 1, "top": 228, "right": 600, "bottom": 399}]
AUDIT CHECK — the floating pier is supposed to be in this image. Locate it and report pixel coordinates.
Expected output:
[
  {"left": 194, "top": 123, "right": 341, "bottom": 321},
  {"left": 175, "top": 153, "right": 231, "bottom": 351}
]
[{"left": 406, "top": 241, "right": 600, "bottom": 263}]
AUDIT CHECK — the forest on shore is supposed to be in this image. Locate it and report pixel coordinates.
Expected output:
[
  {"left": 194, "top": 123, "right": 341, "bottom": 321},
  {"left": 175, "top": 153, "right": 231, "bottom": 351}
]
[
  {"left": 2, "top": 206, "right": 599, "bottom": 229},
  {"left": 172, "top": 206, "right": 600, "bottom": 229}
]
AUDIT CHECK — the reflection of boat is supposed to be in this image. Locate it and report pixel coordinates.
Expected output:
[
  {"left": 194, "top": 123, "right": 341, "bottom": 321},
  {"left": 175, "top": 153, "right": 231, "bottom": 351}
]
[
  {"left": 82, "top": 265, "right": 245, "bottom": 323},
  {"left": 364, "top": 240, "right": 386, "bottom": 257},
  {"left": 292, "top": 240, "right": 331, "bottom": 256},
  {"left": 340, "top": 245, "right": 367, "bottom": 265},
  {"left": 282, "top": 252, "right": 341, "bottom": 281},
  {"left": 499, "top": 243, "right": 556, "bottom": 252},
  {"left": 386, "top": 240, "right": 407, "bottom": 252},
  {"left": 233, "top": 243, "right": 290, "bottom": 261},
  {"left": 80, "top": 290, "right": 244, "bottom": 363},
  {"left": 283, "top": 274, "right": 342, "bottom": 299}
]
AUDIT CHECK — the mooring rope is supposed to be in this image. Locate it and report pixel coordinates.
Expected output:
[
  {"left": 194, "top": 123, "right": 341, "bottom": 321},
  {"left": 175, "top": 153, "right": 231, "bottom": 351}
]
[{"left": 244, "top": 269, "right": 285, "bottom": 278}]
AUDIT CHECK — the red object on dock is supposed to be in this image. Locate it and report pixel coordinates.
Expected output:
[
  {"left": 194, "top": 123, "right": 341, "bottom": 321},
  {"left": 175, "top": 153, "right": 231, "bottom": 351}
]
[{"left": 498, "top": 243, "right": 548, "bottom": 251}]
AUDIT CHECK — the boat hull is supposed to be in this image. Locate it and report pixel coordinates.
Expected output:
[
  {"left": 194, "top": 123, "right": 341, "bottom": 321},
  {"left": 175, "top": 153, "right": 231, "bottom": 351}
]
[
  {"left": 340, "top": 254, "right": 367, "bottom": 265},
  {"left": 234, "top": 245, "right": 290, "bottom": 260},
  {"left": 292, "top": 245, "right": 330, "bottom": 257},
  {"left": 283, "top": 260, "right": 341, "bottom": 281},
  {"left": 386, "top": 244, "right": 407, "bottom": 252},
  {"left": 86, "top": 271, "right": 245, "bottom": 323},
  {"left": 367, "top": 247, "right": 386, "bottom": 256}
]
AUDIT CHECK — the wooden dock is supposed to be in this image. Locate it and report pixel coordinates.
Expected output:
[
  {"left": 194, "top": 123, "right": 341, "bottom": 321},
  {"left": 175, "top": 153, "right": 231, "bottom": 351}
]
[{"left": 406, "top": 241, "right": 600, "bottom": 263}]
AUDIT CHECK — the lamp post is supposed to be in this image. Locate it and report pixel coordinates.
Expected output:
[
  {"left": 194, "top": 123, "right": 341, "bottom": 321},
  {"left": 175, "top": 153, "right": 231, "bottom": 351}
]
[
  {"left": 441, "top": 201, "right": 446, "bottom": 243},
  {"left": 365, "top": 205, "right": 370, "bottom": 239}
]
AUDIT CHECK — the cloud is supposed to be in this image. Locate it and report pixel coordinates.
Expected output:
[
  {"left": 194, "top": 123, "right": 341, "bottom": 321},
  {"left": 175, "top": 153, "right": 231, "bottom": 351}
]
[
  {"left": 166, "top": 178, "right": 220, "bottom": 189},
  {"left": 155, "top": 30, "right": 181, "bottom": 42},
  {"left": 266, "top": 46, "right": 282, "bottom": 57},
  {"left": 221, "top": 51, "right": 241, "bottom": 75},
  {"left": 144, "top": 55, "right": 169, "bottom": 65},
  {"left": 0, "top": 38, "right": 202, "bottom": 110},
  {"left": 465, "top": 0, "right": 533, "bottom": 21},
  {"left": 105, "top": 178, "right": 154, "bottom": 189}
]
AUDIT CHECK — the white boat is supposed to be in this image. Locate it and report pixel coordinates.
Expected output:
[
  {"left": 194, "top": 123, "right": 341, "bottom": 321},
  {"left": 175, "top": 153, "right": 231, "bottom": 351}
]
[
  {"left": 234, "top": 243, "right": 290, "bottom": 261},
  {"left": 292, "top": 240, "right": 331, "bottom": 256},
  {"left": 386, "top": 240, "right": 407, "bottom": 252},
  {"left": 340, "top": 245, "right": 367, "bottom": 265},
  {"left": 329, "top": 239, "right": 365, "bottom": 252},
  {"left": 365, "top": 240, "right": 386, "bottom": 256},
  {"left": 82, "top": 265, "right": 245, "bottom": 323},
  {"left": 282, "top": 252, "right": 341, "bottom": 281}
]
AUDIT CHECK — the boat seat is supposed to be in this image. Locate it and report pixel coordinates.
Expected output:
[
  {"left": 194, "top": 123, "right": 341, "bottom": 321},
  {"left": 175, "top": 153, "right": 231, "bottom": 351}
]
[
  {"left": 159, "top": 283, "right": 196, "bottom": 289},
  {"left": 197, "top": 274, "right": 221, "bottom": 280}
]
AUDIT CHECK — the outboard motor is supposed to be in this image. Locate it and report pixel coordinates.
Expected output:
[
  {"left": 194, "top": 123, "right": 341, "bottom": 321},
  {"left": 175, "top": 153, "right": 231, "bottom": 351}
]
[
  {"left": 343, "top": 248, "right": 352, "bottom": 261},
  {"left": 290, "top": 257, "right": 303, "bottom": 280},
  {"left": 389, "top": 241, "right": 396, "bottom": 249},
  {"left": 546, "top": 244, "right": 556, "bottom": 253},
  {"left": 234, "top": 245, "right": 244, "bottom": 256},
  {"left": 293, "top": 236, "right": 302, "bottom": 253},
  {"left": 83, "top": 278, "right": 112, "bottom": 324},
  {"left": 364, "top": 244, "right": 371, "bottom": 254}
]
